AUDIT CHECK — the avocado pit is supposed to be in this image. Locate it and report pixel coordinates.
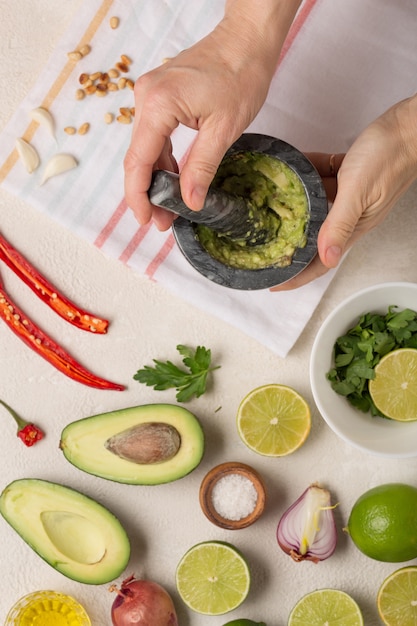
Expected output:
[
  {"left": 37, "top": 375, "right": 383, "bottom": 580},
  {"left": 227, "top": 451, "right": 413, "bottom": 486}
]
[{"left": 105, "top": 421, "right": 181, "bottom": 464}]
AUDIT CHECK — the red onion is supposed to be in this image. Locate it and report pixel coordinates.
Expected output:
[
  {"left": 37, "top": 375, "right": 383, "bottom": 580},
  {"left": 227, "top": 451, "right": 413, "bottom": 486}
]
[
  {"left": 110, "top": 575, "right": 178, "bottom": 626},
  {"left": 276, "top": 483, "right": 337, "bottom": 563}
]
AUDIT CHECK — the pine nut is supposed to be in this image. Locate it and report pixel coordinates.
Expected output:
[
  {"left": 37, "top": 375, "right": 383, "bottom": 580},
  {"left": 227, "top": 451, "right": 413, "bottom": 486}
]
[
  {"left": 68, "top": 50, "right": 82, "bottom": 61},
  {"left": 79, "top": 44, "right": 91, "bottom": 57},
  {"left": 108, "top": 68, "right": 119, "bottom": 78},
  {"left": 75, "top": 88, "right": 86, "bottom": 100},
  {"left": 64, "top": 126, "right": 77, "bottom": 135},
  {"left": 117, "top": 77, "right": 127, "bottom": 89},
  {"left": 85, "top": 84, "right": 97, "bottom": 95},
  {"left": 120, "top": 54, "right": 132, "bottom": 65},
  {"left": 115, "top": 62, "right": 129, "bottom": 73},
  {"left": 78, "top": 122, "right": 90, "bottom": 135},
  {"left": 104, "top": 113, "right": 114, "bottom": 124},
  {"left": 110, "top": 16, "right": 120, "bottom": 29},
  {"left": 117, "top": 114, "right": 131, "bottom": 124},
  {"left": 126, "top": 78, "right": 134, "bottom": 90},
  {"left": 79, "top": 73, "right": 90, "bottom": 85}
]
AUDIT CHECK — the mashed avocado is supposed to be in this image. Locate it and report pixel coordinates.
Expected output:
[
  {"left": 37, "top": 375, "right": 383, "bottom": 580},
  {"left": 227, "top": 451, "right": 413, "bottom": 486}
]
[{"left": 196, "top": 151, "right": 309, "bottom": 270}]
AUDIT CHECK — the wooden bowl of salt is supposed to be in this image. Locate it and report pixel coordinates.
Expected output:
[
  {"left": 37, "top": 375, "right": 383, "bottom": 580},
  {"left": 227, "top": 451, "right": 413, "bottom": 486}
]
[{"left": 199, "top": 461, "right": 266, "bottom": 530}]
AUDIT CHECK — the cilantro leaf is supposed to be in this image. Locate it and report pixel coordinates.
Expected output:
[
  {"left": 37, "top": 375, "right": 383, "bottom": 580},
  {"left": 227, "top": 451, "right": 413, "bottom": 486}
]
[{"left": 133, "top": 344, "right": 220, "bottom": 402}]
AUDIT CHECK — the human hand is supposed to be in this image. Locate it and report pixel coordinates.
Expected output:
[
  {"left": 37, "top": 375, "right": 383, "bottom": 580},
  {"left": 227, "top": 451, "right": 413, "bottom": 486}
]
[
  {"left": 124, "top": 0, "right": 301, "bottom": 230},
  {"left": 124, "top": 30, "right": 274, "bottom": 230},
  {"left": 271, "top": 95, "right": 417, "bottom": 291}
]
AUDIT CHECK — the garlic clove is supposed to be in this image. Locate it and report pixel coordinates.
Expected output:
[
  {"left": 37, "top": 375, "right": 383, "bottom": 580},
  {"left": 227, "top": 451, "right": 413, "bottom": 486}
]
[
  {"left": 40, "top": 153, "right": 78, "bottom": 185},
  {"left": 15, "top": 137, "right": 40, "bottom": 174},
  {"left": 30, "top": 107, "right": 56, "bottom": 140}
]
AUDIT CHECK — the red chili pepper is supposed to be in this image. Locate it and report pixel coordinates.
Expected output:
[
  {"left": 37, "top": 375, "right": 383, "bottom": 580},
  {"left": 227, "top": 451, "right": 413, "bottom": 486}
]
[
  {"left": 18, "top": 423, "right": 44, "bottom": 446},
  {"left": 0, "top": 399, "right": 44, "bottom": 447},
  {"left": 0, "top": 232, "right": 108, "bottom": 334},
  {"left": 0, "top": 283, "right": 124, "bottom": 390}
]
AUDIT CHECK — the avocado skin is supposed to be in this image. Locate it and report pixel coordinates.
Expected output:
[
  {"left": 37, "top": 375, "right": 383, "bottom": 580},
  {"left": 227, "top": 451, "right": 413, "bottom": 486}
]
[
  {"left": 0, "top": 478, "right": 130, "bottom": 584},
  {"left": 60, "top": 404, "right": 205, "bottom": 485}
]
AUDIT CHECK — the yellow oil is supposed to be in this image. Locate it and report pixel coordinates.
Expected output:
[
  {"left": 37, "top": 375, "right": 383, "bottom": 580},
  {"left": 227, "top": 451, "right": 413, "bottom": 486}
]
[{"left": 6, "top": 591, "right": 90, "bottom": 626}]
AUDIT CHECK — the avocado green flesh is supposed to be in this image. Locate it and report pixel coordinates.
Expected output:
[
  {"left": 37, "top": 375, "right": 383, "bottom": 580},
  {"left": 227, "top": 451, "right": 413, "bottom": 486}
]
[
  {"left": 197, "top": 151, "right": 308, "bottom": 269},
  {"left": 60, "top": 404, "right": 205, "bottom": 485},
  {"left": 0, "top": 479, "right": 130, "bottom": 584}
]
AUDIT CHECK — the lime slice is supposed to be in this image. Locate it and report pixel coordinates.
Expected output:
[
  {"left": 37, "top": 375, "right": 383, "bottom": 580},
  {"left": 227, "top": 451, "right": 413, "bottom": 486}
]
[
  {"left": 369, "top": 348, "right": 417, "bottom": 421},
  {"left": 377, "top": 566, "right": 417, "bottom": 625},
  {"left": 175, "top": 540, "right": 250, "bottom": 615},
  {"left": 288, "top": 589, "right": 363, "bottom": 626},
  {"left": 236, "top": 384, "right": 310, "bottom": 456}
]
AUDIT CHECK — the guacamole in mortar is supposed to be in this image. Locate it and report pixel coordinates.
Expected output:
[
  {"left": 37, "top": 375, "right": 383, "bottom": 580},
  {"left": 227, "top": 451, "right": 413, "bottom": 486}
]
[{"left": 196, "top": 151, "right": 309, "bottom": 270}]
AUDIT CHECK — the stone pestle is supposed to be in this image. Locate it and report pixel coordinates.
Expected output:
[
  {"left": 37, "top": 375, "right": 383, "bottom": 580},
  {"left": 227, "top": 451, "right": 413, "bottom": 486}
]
[{"left": 148, "top": 169, "right": 271, "bottom": 246}]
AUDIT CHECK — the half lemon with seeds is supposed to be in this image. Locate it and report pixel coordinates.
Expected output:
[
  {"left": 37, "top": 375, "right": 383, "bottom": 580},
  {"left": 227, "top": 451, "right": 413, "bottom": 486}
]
[
  {"left": 377, "top": 566, "right": 417, "bottom": 626},
  {"left": 236, "top": 384, "right": 310, "bottom": 456},
  {"left": 288, "top": 589, "right": 364, "bottom": 626},
  {"left": 175, "top": 540, "right": 250, "bottom": 615},
  {"left": 369, "top": 348, "right": 417, "bottom": 421}
]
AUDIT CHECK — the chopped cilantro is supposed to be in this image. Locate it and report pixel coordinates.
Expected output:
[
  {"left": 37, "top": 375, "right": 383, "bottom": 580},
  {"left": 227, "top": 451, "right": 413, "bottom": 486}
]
[{"left": 327, "top": 306, "right": 417, "bottom": 417}]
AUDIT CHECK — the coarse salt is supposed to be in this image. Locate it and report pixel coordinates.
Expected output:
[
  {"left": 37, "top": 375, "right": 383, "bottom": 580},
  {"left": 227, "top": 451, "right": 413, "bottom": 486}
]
[{"left": 211, "top": 473, "right": 258, "bottom": 521}]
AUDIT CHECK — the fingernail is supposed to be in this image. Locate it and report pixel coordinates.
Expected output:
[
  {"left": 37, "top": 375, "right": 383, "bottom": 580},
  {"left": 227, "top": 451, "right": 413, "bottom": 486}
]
[
  {"left": 326, "top": 245, "right": 342, "bottom": 267},
  {"left": 190, "top": 185, "right": 206, "bottom": 211}
]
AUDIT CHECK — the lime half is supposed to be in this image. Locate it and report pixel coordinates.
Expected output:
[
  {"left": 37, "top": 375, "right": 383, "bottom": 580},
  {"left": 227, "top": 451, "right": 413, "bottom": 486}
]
[
  {"left": 288, "top": 589, "right": 363, "bottom": 626},
  {"left": 176, "top": 540, "right": 250, "bottom": 615},
  {"left": 237, "top": 384, "right": 310, "bottom": 456},
  {"left": 369, "top": 348, "right": 417, "bottom": 421},
  {"left": 377, "top": 566, "right": 417, "bottom": 625}
]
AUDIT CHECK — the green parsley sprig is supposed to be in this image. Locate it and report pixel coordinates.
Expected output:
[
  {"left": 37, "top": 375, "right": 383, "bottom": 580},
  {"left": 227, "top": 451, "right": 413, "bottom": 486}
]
[
  {"left": 133, "top": 345, "right": 220, "bottom": 403},
  {"left": 327, "top": 306, "right": 417, "bottom": 416}
]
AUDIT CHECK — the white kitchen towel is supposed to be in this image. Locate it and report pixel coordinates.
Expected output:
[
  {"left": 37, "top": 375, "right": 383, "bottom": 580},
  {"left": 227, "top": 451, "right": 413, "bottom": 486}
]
[{"left": 0, "top": 0, "right": 416, "bottom": 357}]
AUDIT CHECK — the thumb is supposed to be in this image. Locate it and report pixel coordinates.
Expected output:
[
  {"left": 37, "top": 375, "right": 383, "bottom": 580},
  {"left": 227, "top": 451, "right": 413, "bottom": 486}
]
[
  {"left": 317, "top": 192, "right": 362, "bottom": 268},
  {"left": 179, "top": 128, "right": 237, "bottom": 211}
]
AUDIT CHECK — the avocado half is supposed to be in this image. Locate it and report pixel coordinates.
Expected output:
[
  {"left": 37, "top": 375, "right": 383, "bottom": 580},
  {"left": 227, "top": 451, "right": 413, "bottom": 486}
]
[
  {"left": 60, "top": 404, "right": 205, "bottom": 485},
  {"left": 0, "top": 478, "right": 130, "bottom": 584}
]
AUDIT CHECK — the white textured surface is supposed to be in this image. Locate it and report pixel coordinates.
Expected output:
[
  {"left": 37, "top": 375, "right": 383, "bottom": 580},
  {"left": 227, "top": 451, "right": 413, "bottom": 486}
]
[{"left": 1, "top": 2, "right": 417, "bottom": 625}]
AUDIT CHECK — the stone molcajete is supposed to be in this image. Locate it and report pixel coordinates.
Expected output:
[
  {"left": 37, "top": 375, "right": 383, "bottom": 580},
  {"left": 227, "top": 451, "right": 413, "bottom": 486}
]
[{"left": 170, "top": 133, "right": 328, "bottom": 290}]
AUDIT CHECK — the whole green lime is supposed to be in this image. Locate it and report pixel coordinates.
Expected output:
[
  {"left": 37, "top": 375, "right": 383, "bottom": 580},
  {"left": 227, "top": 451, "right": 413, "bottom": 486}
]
[{"left": 347, "top": 483, "right": 417, "bottom": 562}]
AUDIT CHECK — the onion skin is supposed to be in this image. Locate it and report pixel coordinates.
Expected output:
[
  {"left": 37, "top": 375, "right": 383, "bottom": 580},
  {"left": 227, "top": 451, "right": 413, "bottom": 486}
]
[
  {"left": 276, "top": 483, "right": 337, "bottom": 563},
  {"left": 111, "top": 576, "right": 178, "bottom": 626}
]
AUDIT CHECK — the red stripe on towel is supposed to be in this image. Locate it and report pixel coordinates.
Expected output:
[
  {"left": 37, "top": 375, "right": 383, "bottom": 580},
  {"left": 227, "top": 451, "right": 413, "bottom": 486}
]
[
  {"left": 278, "top": 0, "right": 320, "bottom": 68},
  {"left": 94, "top": 196, "right": 129, "bottom": 248},
  {"left": 145, "top": 233, "right": 176, "bottom": 280},
  {"left": 119, "top": 222, "right": 153, "bottom": 264}
]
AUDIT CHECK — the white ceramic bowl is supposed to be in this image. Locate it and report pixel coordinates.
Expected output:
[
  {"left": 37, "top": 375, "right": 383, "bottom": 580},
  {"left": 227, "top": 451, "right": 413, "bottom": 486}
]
[{"left": 310, "top": 282, "right": 417, "bottom": 458}]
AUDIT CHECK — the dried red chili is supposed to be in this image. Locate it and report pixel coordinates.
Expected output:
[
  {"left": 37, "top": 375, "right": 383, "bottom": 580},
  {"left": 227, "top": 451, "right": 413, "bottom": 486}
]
[
  {"left": 0, "top": 283, "right": 124, "bottom": 390},
  {"left": 0, "top": 399, "right": 44, "bottom": 447},
  {"left": 0, "top": 232, "right": 108, "bottom": 333}
]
